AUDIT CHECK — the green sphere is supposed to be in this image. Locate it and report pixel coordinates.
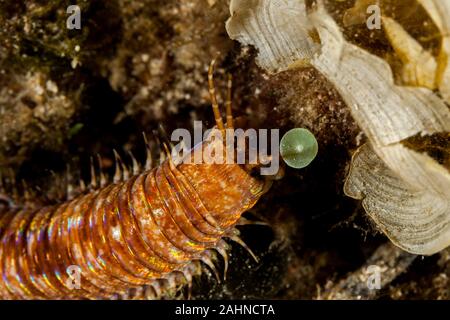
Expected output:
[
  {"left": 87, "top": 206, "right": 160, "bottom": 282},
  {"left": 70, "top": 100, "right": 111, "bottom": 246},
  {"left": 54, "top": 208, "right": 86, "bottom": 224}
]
[{"left": 280, "top": 128, "right": 318, "bottom": 169}]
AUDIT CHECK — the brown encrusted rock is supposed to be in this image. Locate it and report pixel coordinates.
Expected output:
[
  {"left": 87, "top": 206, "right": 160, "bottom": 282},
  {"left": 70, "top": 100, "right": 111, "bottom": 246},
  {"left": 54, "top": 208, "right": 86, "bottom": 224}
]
[
  {"left": 0, "top": 1, "right": 122, "bottom": 167},
  {"left": 0, "top": 70, "right": 78, "bottom": 166},
  {"left": 107, "top": 0, "right": 234, "bottom": 126},
  {"left": 252, "top": 66, "right": 361, "bottom": 149}
]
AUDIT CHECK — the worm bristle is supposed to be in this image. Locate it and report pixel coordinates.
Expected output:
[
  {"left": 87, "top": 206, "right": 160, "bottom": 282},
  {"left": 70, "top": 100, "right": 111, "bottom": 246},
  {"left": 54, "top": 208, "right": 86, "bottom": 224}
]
[
  {"left": 142, "top": 132, "right": 154, "bottom": 170},
  {"left": 113, "top": 150, "right": 123, "bottom": 183},
  {"left": 200, "top": 254, "right": 221, "bottom": 284},
  {"left": 215, "top": 240, "right": 229, "bottom": 281},
  {"left": 89, "top": 156, "right": 98, "bottom": 190},
  {"left": 228, "top": 230, "right": 259, "bottom": 264},
  {"left": 78, "top": 177, "right": 86, "bottom": 192},
  {"left": 96, "top": 154, "right": 108, "bottom": 188},
  {"left": 41, "top": 134, "right": 167, "bottom": 205},
  {"left": 236, "top": 216, "right": 270, "bottom": 227},
  {"left": 128, "top": 151, "right": 140, "bottom": 175}
]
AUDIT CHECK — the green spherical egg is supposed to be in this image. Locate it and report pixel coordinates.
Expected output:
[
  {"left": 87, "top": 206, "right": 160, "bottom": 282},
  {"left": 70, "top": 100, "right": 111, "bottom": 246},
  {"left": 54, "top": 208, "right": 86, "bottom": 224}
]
[{"left": 280, "top": 128, "right": 318, "bottom": 169}]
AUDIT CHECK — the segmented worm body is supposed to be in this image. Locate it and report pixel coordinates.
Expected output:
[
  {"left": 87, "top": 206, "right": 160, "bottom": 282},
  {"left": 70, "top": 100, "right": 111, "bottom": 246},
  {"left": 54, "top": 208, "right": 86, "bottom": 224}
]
[
  {"left": 0, "top": 61, "right": 271, "bottom": 299},
  {"left": 0, "top": 144, "right": 266, "bottom": 299}
]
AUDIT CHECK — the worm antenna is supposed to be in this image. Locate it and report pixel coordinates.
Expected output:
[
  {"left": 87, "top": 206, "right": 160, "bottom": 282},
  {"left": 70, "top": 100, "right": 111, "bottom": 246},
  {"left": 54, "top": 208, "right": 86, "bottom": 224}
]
[
  {"left": 208, "top": 58, "right": 225, "bottom": 134},
  {"left": 226, "top": 73, "right": 234, "bottom": 129}
]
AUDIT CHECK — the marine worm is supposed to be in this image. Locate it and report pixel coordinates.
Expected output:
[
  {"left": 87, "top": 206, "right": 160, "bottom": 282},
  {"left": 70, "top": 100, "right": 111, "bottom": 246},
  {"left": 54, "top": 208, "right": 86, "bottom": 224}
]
[
  {"left": 0, "top": 60, "right": 318, "bottom": 300},
  {"left": 0, "top": 60, "right": 275, "bottom": 300}
]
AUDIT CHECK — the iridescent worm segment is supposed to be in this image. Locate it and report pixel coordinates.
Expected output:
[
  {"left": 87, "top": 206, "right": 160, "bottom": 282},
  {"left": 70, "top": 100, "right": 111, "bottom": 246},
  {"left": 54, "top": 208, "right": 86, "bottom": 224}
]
[{"left": 0, "top": 60, "right": 274, "bottom": 299}]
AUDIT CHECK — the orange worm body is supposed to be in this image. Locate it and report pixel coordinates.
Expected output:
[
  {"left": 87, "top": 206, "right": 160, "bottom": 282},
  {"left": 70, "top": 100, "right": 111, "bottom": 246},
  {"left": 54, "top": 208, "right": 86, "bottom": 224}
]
[
  {"left": 0, "top": 60, "right": 273, "bottom": 299},
  {"left": 0, "top": 138, "right": 268, "bottom": 299}
]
